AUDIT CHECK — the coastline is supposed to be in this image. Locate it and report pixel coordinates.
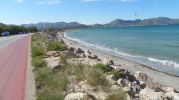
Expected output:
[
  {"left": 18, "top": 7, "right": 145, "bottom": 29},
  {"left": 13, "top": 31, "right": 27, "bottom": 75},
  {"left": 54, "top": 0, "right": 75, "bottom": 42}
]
[{"left": 59, "top": 32, "right": 179, "bottom": 90}]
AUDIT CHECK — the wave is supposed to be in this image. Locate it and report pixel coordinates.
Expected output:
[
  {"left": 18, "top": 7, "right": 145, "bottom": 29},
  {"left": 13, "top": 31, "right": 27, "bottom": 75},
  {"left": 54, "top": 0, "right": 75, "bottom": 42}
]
[
  {"left": 148, "top": 58, "right": 179, "bottom": 68},
  {"left": 64, "top": 32, "right": 179, "bottom": 75}
]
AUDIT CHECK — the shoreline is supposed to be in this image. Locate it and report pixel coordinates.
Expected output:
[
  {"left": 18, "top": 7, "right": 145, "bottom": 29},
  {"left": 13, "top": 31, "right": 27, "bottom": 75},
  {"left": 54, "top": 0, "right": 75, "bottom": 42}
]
[{"left": 59, "top": 32, "right": 179, "bottom": 90}]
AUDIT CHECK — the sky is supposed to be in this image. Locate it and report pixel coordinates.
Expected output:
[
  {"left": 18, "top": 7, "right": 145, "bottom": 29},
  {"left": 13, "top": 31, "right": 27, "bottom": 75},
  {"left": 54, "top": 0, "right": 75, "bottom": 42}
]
[{"left": 0, "top": 0, "right": 179, "bottom": 25}]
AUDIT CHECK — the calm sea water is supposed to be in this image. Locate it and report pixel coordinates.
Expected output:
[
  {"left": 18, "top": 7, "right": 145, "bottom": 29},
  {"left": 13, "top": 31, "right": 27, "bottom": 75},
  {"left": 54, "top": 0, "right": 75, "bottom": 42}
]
[{"left": 65, "top": 25, "right": 179, "bottom": 76}]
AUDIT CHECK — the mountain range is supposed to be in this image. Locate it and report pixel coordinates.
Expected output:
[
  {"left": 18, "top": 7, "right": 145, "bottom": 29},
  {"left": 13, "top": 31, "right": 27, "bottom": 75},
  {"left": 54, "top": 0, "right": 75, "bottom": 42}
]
[{"left": 22, "top": 17, "right": 179, "bottom": 30}]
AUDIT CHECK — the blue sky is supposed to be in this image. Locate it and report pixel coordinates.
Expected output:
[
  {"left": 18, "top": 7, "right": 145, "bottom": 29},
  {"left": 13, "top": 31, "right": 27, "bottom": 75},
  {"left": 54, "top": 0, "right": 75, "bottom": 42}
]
[{"left": 0, "top": 0, "right": 179, "bottom": 25}]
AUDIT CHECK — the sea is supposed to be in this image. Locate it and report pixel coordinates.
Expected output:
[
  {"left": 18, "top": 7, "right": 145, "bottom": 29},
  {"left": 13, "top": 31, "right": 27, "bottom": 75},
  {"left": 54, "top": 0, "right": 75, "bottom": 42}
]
[{"left": 65, "top": 24, "right": 179, "bottom": 76}]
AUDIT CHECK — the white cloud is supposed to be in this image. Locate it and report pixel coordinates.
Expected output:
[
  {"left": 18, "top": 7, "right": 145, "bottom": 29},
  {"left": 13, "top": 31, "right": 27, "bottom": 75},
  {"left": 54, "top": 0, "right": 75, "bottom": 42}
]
[{"left": 36, "top": 0, "right": 61, "bottom": 5}]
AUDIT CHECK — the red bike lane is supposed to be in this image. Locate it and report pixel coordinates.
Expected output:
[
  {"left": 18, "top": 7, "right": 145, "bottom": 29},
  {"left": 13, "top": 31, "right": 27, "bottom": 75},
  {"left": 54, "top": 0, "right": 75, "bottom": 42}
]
[{"left": 0, "top": 36, "right": 30, "bottom": 100}]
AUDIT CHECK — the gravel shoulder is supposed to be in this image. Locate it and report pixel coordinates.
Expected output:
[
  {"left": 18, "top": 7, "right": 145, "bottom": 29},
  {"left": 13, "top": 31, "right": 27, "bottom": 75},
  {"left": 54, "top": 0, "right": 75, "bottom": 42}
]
[{"left": 25, "top": 36, "right": 36, "bottom": 100}]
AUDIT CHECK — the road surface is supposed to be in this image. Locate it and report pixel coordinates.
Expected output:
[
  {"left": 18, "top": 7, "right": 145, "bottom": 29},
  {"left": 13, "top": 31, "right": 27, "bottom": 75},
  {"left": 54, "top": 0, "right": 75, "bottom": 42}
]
[{"left": 0, "top": 35, "right": 30, "bottom": 100}]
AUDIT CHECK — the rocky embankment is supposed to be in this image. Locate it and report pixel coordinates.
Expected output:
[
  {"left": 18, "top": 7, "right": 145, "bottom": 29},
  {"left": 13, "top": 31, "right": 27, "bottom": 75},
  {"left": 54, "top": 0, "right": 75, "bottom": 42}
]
[{"left": 44, "top": 38, "right": 179, "bottom": 100}]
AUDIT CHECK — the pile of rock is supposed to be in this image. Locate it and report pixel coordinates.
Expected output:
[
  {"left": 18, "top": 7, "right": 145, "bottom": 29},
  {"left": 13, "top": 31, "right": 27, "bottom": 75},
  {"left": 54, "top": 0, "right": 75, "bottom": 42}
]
[
  {"left": 105, "top": 69, "right": 179, "bottom": 100},
  {"left": 44, "top": 46, "right": 179, "bottom": 100},
  {"left": 65, "top": 80, "right": 109, "bottom": 100}
]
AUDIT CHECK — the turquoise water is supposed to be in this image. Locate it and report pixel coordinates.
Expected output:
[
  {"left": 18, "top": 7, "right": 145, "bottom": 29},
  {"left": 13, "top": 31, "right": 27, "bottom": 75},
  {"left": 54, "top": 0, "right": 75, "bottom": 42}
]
[{"left": 65, "top": 25, "right": 179, "bottom": 76}]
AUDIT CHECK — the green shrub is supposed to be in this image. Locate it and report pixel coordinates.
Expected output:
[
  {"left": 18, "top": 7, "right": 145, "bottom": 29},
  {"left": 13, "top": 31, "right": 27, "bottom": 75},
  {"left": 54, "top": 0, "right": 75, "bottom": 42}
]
[
  {"left": 60, "top": 54, "right": 67, "bottom": 65},
  {"left": 111, "top": 70, "right": 122, "bottom": 80},
  {"left": 86, "top": 67, "right": 110, "bottom": 89},
  {"left": 73, "top": 65, "right": 85, "bottom": 82},
  {"left": 32, "top": 57, "right": 45, "bottom": 68},
  {"left": 32, "top": 46, "right": 45, "bottom": 57},
  {"left": 47, "top": 41, "right": 68, "bottom": 51},
  {"left": 95, "top": 63, "right": 111, "bottom": 73},
  {"left": 37, "top": 92, "right": 64, "bottom": 100},
  {"left": 35, "top": 67, "right": 50, "bottom": 89},
  {"left": 31, "top": 34, "right": 40, "bottom": 42}
]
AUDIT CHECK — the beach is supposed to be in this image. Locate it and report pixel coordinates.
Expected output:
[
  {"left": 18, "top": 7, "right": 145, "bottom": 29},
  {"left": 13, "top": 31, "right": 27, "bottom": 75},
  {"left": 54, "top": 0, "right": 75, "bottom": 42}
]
[{"left": 59, "top": 32, "right": 179, "bottom": 91}]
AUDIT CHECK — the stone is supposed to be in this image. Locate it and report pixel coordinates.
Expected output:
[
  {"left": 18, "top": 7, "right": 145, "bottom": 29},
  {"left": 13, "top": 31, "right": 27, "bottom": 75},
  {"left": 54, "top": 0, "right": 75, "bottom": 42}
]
[
  {"left": 105, "top": 74, "right": 116, "bottom": 85},
  {"left": 119, "top": 69, "right": 130, "bottom": 79},
  {"left": 66, "top": 83, "right": 76, "bottom": 93},
  {"left": 161, "top": 87, "right": 174, "bottom": 92},
  {"left": 108, "top": 60, "right": 114, "bottom": 65},
  {"left": 69, "top": 47, "right": 75, "bottom": 53},
  {"left": 123, "top": 87, "right": 130, "bottom": 92},
  {"left": 75, "top": 48, "right": 84, "bottom": 54},
  {"left": 88, "top": 55, "right": 98, "bottom": 60},
  {"left": 64, "top": 92, "right": 89, "bottom": 100},
  {"left": 134, "top": 71, "right": 148, "bottom": 82},
  {"left": 164, "top": 92, "right": 179, "bottom": 100},
  {"left": 46, "top": 51, "right": 60, "bottom": 57},
  {"left": 117, "top": 78, "right": 123, "bottom": 86},
  {"left": 110, "top": 65, "right": 121, "bottom": 71},
  {"left": 128, "top": 74, "right": 136, "bottom": 82},
  {"left": 129, "top": 82, "right": 141, "bottom": 96},
  {"left": 110, "top": 85, "right": 121, "bottom": 91},
  {"left": 121, "top": 79, "right": 130, "bottom": 87},
  {"left": 84, "top": 50, "right": 91, "bottom": 56},
  {"left": 87, "top": 91, "right": 108, "bottom": 100},
  {"left": 43, "top": 57, "right": 60, "bottom": 69},
  {"left": 102, "top": 58, "right": 114, "bottom": 65},
  {"left": 139, "top": 81, "right": 146, "bottom": 89},
  {"left": 139, "top": 87, "right": 164, "bottom": 100}
]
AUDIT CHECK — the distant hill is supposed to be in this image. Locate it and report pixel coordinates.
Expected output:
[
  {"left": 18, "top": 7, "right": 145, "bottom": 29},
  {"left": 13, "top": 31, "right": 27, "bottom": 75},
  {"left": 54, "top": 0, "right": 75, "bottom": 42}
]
[
  {"left": 22, "top": 17, "right": 179, "bottom": 29},
  {"left": 22, "top": 22, "right": 88, "bottom": 30},
  {"left": 103, "top": 17, "right": 179, "bottom": 27}
]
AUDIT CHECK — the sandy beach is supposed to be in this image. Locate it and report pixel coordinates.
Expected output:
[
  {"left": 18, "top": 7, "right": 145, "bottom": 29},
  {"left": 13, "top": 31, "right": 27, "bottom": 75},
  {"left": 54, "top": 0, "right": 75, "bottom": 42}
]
[{"left": 58, "top": 32, "right": 179, "bottom": 91}]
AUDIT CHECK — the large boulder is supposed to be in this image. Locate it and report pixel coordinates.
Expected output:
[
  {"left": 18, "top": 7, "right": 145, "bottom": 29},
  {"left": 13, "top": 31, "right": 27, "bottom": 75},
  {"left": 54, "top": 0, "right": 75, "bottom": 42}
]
[
  {"left": 69, "top": 47, "right": 75, "bottom": 53},
  {"left": 84, "top": 50, "right": 91, "bottom": 57},
  {"left": 161, "top": 87, "right": 174, "bottom": 92},
  {"left": 128, "top": 81, "right": 141, "bottom": 96},
  {"left": 134, "top": 71, "right": 148, "bottom": 82},
  {"left": 139, "top": 87, "right": 164, "bottom": 100},
  {"left": 105, "top": 74, "right": 116, "bottom": 85},
  {"left": 75, "top": 48, "right": 84, "bottom": 54},
  {"left": 43, "top": 57, "right": 60, "bottom": 69},
  {"left": 64, "top": 92, "right": 90, "bottom": 100},
  {"left": 164, "top": 92, "right": 179, "bottom": 100}
]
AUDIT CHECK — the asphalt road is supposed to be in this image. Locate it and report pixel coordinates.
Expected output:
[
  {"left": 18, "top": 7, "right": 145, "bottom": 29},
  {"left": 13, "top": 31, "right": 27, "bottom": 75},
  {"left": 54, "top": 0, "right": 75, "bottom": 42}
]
[{"left": 0, "top": 35, "right": 30, "bottom": 100}]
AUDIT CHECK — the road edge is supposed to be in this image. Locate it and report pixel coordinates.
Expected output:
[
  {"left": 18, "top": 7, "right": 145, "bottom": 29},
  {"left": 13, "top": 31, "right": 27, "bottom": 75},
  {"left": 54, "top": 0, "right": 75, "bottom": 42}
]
[{"left": 25, "top": 36, "right": 36, "bottom": 100}]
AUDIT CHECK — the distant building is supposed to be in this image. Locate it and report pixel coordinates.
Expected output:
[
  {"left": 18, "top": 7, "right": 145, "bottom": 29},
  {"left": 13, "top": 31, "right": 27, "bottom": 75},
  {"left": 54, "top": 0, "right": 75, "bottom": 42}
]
[{"left": 2, "top": 31, "right": 10, "bottom": 36}]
